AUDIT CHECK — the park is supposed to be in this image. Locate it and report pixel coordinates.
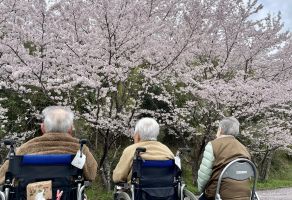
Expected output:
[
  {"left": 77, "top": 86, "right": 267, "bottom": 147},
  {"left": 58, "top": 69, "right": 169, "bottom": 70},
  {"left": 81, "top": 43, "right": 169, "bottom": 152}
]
[{"left": 0, "top": 0, "right": 292, "bottom": 199}]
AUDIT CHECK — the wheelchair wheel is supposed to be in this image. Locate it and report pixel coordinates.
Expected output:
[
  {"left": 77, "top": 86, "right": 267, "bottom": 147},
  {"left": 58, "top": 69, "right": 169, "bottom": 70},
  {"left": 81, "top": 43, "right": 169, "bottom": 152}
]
[
  {"left": 183, "top": 188, "right": 198, "bottom": 200},
  {"left": 115, "top": 191, "right": 131, "bottom": 200}
]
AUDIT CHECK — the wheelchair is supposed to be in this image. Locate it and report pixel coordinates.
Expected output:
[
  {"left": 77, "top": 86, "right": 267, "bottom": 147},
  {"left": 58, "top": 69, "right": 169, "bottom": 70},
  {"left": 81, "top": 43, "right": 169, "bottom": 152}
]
[
  {"left": 114, "top": 147, "right": 197, "bottom": 200},
  {"left": 0, "top": 139, "right": 89, "bottom": 200},
  {"left": 214, "top": 158, "right": 260, "bottom": 200}
]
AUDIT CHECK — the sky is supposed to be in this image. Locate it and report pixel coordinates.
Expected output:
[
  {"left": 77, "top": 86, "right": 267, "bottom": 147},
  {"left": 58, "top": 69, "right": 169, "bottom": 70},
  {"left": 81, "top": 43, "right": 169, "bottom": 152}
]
[
  {"left": 257, "top": 0, "right": 292, "bottom": 31},
  {"left": 45, "top": 0, "right": 292, "bottom": 31}
]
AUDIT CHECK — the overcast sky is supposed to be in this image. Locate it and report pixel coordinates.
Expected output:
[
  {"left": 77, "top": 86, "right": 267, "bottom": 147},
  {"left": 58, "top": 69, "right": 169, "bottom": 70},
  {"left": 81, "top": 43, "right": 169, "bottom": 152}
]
[
  {"left": 45, "top": 0, "right": 292, "bottom": 31},
  {"left": 257, "top": 0, "right": 292, "bottom": 31}
]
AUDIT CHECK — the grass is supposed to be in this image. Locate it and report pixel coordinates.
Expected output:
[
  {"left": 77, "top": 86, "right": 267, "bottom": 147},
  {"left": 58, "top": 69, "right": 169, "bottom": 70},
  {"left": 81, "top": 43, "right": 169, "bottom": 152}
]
[
  {"left": 86, "top": 182, "right": 112, "bottom": 200},
  {"left": 257, "top": 179, "right": 292, "bottom": 190},
  {"left": 256, "top": 150, "right": 292, "bottom": 190}
]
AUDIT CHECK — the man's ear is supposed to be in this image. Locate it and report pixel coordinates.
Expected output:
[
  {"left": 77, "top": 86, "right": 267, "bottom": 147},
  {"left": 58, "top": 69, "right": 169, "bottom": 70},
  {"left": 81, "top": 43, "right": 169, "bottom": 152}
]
[
  {"left": 41, "top": 123, "right": 46, "bottom": 135},
  {"left": 216, "top": 127, "right": 222, "bottom": 138},
  {"left": 134, "top": 132, "right": 141, "bottom": 143},
  {"left": 67, "top": 126, "right": 74, "bottom": 136}
]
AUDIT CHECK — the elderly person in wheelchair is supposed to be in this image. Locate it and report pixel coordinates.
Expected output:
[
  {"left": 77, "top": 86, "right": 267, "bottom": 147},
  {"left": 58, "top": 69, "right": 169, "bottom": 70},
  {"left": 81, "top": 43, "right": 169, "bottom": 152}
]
[
  {"left": 197, "top": 117, "right": 258, "bottom": 200},
  {"left": 0, "top": 106, "right": 97, "bottom": 200},
  {"left": 113, "top": 117, "right": 197, "bottom": 200}
]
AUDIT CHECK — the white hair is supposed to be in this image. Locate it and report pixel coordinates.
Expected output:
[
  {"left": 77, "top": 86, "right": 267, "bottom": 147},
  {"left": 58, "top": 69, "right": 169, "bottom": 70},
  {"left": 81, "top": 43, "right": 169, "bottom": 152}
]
[
  {"left": 219, "top": 117, "right": 240, "bottom": 136},
  {"left": 42, "top": 106, "right": 74, "bottom": 133},
  {"left": 134, "top": 117, "right": 160, "bottom": 141}
]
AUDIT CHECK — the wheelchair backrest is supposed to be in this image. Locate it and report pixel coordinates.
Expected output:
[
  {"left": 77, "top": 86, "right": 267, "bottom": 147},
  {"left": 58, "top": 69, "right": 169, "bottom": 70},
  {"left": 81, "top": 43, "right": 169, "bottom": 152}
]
[
  {"left": 131, "top": 148, "right": 181, "bottom": 200},
  {"left": 215, "top": 158, "right": 257, "bottom": 199},
  {"left": 143, "top": 160, "right": 175, "bottom": 186},
  {"left": 6, "top": 154, "right": 81, "bottom": 180},
  {"left": 5, "top": 154, "right": 83, "bottom": 200},
  {"left": 131, "top": 147, "right": 180, "bottom": 188}
]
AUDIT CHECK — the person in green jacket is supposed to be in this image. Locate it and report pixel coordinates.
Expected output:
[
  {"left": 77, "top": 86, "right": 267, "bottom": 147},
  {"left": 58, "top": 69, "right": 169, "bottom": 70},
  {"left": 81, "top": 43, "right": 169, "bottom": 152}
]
[{"left": 197, "top": 117, "right": 251, "bottom": 200}]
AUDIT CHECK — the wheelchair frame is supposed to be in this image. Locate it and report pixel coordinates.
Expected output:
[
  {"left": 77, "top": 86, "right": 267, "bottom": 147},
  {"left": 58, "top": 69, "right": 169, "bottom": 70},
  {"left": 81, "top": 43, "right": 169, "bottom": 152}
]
[
  {"left": 114, "top": 147, "right": 197, "bottom": 200},
  {"left": 0, "top": 139, "right": 88, "bottom": 200},
  {"left": 215, "top": 158, "right": 260, "bottom": 200}
]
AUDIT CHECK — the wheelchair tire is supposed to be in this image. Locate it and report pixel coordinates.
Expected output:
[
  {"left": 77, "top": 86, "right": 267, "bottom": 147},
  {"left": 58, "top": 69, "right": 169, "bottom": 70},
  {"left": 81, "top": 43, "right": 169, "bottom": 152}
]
[
  {"left": 183, "top": 188, "right": 198, "bottom": 200},
  {"left": 115, "top": 191, "right": 131, "bottom": 200}
]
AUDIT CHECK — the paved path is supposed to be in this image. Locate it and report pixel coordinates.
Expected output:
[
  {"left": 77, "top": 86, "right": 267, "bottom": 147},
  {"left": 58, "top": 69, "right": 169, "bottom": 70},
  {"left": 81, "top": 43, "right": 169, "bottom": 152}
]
[
  {"left": 257, "top": 188, "right": 292, "bottom": 200},
  {"left": 193, "top": 188, "right": 292, "bottom": 200}
]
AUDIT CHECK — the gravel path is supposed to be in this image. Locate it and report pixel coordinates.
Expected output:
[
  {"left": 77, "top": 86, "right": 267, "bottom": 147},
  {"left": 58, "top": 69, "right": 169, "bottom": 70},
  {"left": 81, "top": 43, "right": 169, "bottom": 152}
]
[
  {"left": 257, "top": 188, "right": 292, "bottom": 200},
  {"left": 193, "top": 188, "right": 292, "bottom": 200}
]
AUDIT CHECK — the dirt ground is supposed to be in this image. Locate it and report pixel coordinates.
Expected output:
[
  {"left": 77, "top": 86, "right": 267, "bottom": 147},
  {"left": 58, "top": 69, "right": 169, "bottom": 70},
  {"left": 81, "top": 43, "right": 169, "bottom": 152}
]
[{"left": 256, "top": 188, "right": 292, "bottom": 200}]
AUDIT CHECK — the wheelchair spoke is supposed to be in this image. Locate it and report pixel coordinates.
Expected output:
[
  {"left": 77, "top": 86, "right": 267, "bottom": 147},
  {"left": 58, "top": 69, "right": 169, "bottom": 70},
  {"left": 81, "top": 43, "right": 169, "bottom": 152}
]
[
  {"left": 115, "top": 192, "right": 131, "bottom": 200},
  {"left": 183, "top": 188, "right": 198, "bottom": 200}
]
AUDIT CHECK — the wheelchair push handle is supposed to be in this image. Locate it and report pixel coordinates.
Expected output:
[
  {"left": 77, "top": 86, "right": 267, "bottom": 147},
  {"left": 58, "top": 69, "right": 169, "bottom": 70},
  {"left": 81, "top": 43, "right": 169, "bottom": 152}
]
[
  {"left": 136, "top": 147, "right": 146, "bottom": 154},
  {"left": 4, "top": 139, "right": 15, "bottom": 146},
  {"left": 134, "top": 147, "right": 146, "bottom": 159},
  {"left": 4, "top": 139, "right": 16, "bottom": 158},
  {"left": 79, "top": 139, "right": 87, "bottom": 145}
]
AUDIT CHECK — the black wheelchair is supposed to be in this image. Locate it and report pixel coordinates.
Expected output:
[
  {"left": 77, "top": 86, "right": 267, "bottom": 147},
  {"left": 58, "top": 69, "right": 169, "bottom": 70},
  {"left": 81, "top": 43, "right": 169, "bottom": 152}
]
[
  {"left": 0, "top": 139, "right": 89, "bottom": 200},
  {"left": 114, "top": 147, "right": 197, "bottom": 200}
]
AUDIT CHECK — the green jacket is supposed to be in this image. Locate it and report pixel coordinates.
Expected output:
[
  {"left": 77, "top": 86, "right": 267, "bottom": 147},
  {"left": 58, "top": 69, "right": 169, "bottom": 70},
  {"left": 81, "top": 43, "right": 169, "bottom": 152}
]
[{"left": 197, "top": 142, "right": 214, "bottom": 193}]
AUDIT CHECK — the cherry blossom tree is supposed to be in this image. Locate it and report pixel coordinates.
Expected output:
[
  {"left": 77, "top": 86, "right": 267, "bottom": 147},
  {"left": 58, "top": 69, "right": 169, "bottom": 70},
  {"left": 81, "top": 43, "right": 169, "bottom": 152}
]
[
  {"left": 1, "top": 0, "right": 292, "bottom": 186},
  {"left": 0, "top": 0, "right": 199, "bottom": 189}
]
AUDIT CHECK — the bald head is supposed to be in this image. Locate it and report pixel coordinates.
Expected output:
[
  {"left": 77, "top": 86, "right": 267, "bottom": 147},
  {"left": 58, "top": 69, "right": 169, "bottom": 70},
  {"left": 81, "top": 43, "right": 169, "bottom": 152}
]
[{"left": 42, "top": 106, "right": 74, "bottom": 134}]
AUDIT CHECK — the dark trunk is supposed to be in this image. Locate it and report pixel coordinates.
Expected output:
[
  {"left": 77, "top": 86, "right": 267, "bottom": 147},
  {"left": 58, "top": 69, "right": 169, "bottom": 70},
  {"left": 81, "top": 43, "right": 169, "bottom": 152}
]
[
  {"left": 258, "top": 149, "right": 276, "bottom": 181},
  {"left": 99, "top": 133, "right": 112, "bottom": 191}
]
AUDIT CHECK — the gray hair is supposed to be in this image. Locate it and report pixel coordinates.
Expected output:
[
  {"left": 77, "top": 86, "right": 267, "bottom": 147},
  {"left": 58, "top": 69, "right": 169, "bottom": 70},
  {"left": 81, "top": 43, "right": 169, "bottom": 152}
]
[
  {"left": 134, "top": 117, "right": 160, "bottom": 141},
  {"left": 219, "top": 117, "right": 240, "bottom": 136},
  {"left": 42, "top": 106, "right": 74, "bottom": 133}
]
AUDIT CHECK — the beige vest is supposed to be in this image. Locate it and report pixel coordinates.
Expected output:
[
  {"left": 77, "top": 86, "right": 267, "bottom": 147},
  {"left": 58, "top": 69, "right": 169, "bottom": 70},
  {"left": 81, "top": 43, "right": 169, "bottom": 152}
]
[{"left": 205, "top": 136, "right": 251, "bottom": 200}]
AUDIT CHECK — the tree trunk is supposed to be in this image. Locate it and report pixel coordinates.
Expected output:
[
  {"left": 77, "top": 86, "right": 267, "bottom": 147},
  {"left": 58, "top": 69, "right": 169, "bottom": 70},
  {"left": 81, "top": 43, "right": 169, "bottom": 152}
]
[
  {"left": 191, "top": 135, "right": 207, "bottom": 183},
  {"left": 100, "top": 157, "right": 112, "bottom": 192},
  {"left": 99, "top": 134, "right": 112, "bottom": 191},
  {"left": 258, "top": 149, "right": 275, "bottom": 181}
]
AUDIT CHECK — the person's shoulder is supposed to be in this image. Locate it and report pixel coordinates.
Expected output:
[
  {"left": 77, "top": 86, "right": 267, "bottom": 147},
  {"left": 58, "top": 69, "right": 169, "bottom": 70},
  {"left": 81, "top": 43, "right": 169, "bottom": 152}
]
[
  {"left": 152, "top": 141, "right": 174, "bottom": 156},
  {"left": 233, "top": 138, "right": 247, "bottom": 147},
  {"left": 123, "top": 143, "right": 140, "bottom": 154},
  {"left": 212, "top": 135, "right": 234, "bottom": 143},
  {"left": 49, "top": 133, "right": 79, "bottom": 142},
  {"left": 236, "top": 139, "right": 249, "bottom": 151},
  {"left": 155, "top": 141, "right": 171, "bottom": 149},
  {"left": 25, "top": 133, "right": 79, "bottom": 146}
]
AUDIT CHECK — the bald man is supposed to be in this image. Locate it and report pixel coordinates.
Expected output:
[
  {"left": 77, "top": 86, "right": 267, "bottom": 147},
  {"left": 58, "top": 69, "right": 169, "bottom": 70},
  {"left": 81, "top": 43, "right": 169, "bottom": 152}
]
[{"left": 0, "top": 106, "right": 97, "bottom": 184}]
